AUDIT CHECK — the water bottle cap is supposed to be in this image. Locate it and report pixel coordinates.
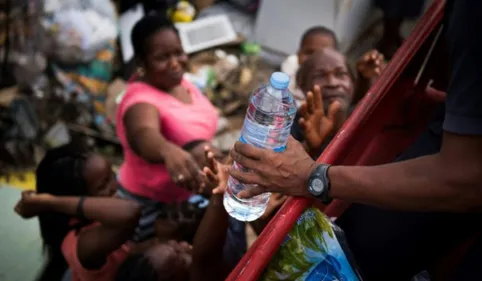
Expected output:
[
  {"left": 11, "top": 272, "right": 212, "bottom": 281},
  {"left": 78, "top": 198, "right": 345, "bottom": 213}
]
[{"left": 269, "top": 72, "right": 290, "bottom": 90}]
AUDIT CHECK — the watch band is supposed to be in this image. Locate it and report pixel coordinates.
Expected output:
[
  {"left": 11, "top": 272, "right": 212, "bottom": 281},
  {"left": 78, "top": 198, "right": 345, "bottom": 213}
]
[{"left": 308, "top": 164, "right": 332, "bottom": 204}]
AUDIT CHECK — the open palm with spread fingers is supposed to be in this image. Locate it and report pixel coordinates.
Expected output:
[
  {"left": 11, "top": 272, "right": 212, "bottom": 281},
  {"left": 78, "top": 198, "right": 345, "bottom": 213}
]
[
  {"left": 356, "top": 49, "right": 386, "bottom": 80},
  {"left": 202, "top": 146, "right": 229, "bottom": 196},
  {"left": 299, "top": 85, "right": 343, "bottom": 154}
]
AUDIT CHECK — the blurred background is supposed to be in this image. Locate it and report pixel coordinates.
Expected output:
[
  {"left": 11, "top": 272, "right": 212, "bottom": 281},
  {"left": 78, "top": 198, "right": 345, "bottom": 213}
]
[{"left": 0, "top": 0, "right": 431, "bottom": 280}]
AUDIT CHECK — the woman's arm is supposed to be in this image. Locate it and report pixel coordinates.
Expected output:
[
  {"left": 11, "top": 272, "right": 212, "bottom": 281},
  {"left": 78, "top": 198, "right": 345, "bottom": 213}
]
[
  {"left": 123, "top": 103, "right": 204, "bottom": 187},
  {"left": 123, "top": 103, "right": 173, "bottom": 163},
  {"left": 75, "top": 197, "right": 141, "bottom": 269},
  {"left": 16, "top": 194, "right": 141, "bottom": 269}
]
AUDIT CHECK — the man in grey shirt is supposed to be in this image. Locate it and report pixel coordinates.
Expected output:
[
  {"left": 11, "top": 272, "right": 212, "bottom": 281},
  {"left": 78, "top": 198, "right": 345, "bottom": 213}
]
[{"left": 228, "top": 0, "right": 482, "bottom": 280}]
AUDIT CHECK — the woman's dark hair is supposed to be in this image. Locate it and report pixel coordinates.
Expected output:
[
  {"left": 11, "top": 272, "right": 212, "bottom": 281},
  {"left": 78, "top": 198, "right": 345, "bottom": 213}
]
[
  {"left": 300, "top": 26, "right": 339, "bottom": 50},
  {"left": 115, "top": 253, "right": 159, "bottom": 281},
  {"left": 131, "top": 14, "right": 178, "bottom": 60},
  {"left": 35, "top": 144, "right": 90, "bottom": 281}
]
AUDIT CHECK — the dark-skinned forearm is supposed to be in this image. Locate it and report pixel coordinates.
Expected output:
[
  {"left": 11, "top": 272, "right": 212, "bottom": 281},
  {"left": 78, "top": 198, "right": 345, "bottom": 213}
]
[
  {"left": 328, "top": 153, "right": 482, "bottom": 212},
  {"left": 192, "top": 194, "right": 229, "bottom": 265},
  {"left": 46, "top": 196, "right": 141, "bottom": 270},
  {"left": 43, "top": 196, "right": 141, "bottom": 228},
  {"left": 128, "top": 128, "right": 174, "bottom": 163}
]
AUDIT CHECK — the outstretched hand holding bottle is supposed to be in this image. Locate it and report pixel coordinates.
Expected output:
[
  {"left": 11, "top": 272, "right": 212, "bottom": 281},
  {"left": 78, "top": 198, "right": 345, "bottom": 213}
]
[{"left": 224, "top": 72, "right": 297, "bottom": 221}]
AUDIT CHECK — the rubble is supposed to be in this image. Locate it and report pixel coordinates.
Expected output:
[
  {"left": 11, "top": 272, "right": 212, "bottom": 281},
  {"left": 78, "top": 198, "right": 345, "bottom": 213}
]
[{"left": 0, "top": 0, "right": 276, "bottom": 177}]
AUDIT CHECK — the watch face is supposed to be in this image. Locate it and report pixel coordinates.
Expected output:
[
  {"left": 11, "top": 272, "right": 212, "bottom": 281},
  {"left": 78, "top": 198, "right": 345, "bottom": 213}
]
[{"left": 310, "top": 178, "right": 325, "bottom": 194}]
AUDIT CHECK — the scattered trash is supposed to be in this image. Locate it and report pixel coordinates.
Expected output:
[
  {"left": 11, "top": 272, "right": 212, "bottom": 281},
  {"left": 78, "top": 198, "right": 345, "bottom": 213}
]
[
  {"left": 213, "top": 130, "right": 241, "bottom": 152},
  {"left": 105, "top": 78, "right": 127, "bottom": 125},
  {"left": 44, "top": 122, "right": 71, "bottom": 148},
  {"left": 0, "top": 0, "right": 274, "bottom": 176},
  {"left": 176, "top": 15, "right": 238, "bottom": 54},
  {"left": 216, "top": 116, "right": 230, "bottom": 134},
  {"left": 168, "top": 0, "right": 196, "bottom": 23}
]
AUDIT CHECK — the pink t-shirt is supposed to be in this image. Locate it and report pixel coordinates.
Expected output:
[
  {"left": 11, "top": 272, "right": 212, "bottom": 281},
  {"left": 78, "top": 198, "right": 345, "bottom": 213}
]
[
  {"left": 61, "top": 226, "right": 131, "bottom": 281},
  {"left": 116, "top": 79, "right": 218, "bottom": 202}
]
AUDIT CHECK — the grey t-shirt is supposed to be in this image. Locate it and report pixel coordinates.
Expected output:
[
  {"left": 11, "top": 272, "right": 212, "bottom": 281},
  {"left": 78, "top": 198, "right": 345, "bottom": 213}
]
[{"left": 443, "top": 0, "right": 482, "bottom": 135}]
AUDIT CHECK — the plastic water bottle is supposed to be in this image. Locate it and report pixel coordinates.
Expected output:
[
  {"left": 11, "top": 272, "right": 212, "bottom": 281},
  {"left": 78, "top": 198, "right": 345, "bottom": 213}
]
[{"left": 224, "top": 72, "right": 297, "bottom": 221}]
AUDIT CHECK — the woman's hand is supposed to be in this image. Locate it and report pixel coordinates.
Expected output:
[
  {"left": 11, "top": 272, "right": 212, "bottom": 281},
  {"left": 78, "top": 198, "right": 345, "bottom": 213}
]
[
  {"left": 14, "top": 191, "right": 53, "bottom": 219},
  {"left": 356, "top": 49, "right": 386, "bottom": 80},
  {"left": 163, "top": 143, "right": 205, "bottom": 191},
  {"left": 299, "top": 85, "right": 345, "bottom": 154},
  {"left": 202, "top": 146, "right": 229, "bottom": 195}
]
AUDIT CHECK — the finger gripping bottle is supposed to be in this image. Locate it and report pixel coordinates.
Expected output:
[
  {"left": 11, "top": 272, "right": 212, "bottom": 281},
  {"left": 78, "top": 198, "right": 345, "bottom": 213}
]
[{"left": 224, "top": 72, "right": 297, "bottom": 221}]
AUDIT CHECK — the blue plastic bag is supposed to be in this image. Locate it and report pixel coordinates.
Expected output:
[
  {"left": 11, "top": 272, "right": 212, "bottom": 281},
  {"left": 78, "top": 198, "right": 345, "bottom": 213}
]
[{"left": 260, "top": 208, "right": 363, "bottom": 281}]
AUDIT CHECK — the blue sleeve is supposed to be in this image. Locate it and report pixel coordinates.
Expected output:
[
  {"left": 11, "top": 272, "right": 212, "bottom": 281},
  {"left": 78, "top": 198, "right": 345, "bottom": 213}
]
[
  {"left": 443, "top": 0, "right": 482, "bottom": 135},
  {"left": 222, "top": 217, "right": 247, "bottom": 269}
]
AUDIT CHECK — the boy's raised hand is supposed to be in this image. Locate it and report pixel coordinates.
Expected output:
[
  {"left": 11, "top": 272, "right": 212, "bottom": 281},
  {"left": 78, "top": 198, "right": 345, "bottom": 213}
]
[
  {"left": 201, "top": 146, "right": 229, "bottom": 195},
  {"left": 357, "top": 49, "right": 386, "bottom": 80}
]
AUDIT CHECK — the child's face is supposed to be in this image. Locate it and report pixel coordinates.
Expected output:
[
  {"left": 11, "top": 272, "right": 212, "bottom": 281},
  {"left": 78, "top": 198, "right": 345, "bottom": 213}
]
[
  {"left": 297, "top": 33, "right": 336, "bottom": 66},
  {"left": 146, "top": 241, "right": 192, "bottom": 281},
  {"left": 299, "top": 49, "right": 354, "bottom": 111},
  {"left": 83, "top": 154, "right": 117, "bottom": 197}
]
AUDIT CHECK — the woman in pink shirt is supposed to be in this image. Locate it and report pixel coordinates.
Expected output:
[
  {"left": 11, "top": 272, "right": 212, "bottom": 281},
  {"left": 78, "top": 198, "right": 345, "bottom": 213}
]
[{"left": 116, "top": 15, "right": 218, "bottom": 242}]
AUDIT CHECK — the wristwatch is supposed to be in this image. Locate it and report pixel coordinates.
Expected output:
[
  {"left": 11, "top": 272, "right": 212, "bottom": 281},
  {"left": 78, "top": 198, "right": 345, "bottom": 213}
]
[{"left": 307, "top": 164, "right": 332, "bottom": 204}]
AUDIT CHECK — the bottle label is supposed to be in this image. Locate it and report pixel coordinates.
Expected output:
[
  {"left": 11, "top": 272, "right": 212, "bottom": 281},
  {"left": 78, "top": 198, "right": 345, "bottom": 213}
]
[
  {"left": 239, "top": 119, "right": 286, "bottom": 153},
  {"left": 239, "top": 135, "right": 286, "bottom": 152}
]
